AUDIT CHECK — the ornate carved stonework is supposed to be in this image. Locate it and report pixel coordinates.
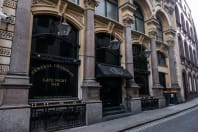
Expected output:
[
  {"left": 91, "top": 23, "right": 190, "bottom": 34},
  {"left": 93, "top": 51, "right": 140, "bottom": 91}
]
[
  {"left": 3, "top": 0, "right": 17, "bottom": 9},
  {"left": 0, "top": 64, "right": 9, "bottom": 73},
  {"left": 120, "top": 2, "right": 136, "bottom": 25},
  {"left": 150, "top": 0, "right": 175, "bottom": 15},
  {"left": 0, "top": 47, "right": 11, "bottom": 57},
  {"left": 0, "top": 30, "right": 14, "bottom": 40},
  {"left": 84, "top": 0, "right": 99, "bottom": 9},
  {"left": 164, "top": 27, "right": 176, "bottom": 45},
  {"left": 32, "top": 0, "right": 57, "bottom": 6}
]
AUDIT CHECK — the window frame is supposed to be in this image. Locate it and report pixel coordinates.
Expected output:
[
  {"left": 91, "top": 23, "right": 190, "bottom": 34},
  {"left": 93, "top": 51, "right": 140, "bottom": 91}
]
[{"left": 95, "top": 0, "right": 118, "bottom": 21}]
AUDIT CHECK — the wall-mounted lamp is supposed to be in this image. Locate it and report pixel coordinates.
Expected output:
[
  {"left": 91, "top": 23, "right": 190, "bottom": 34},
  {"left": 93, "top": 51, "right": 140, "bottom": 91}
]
[
  {"left": 144, "top": 49, "right": 151, "bottom": 58},
  {"left": 108, "top": 33, "right": 120, "bottom": 50},
  {"left": 57, "top": 14, "right": 71, "bottom": 37}
]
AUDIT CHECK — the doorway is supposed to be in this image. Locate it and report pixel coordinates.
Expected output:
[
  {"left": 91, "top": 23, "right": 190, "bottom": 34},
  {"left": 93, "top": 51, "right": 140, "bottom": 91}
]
[{"left": 99, "top": 78, "right": 122, "bottom": 108}]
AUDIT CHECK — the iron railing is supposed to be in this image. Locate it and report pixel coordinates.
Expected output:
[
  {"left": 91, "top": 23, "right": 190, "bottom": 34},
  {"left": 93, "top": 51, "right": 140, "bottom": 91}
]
[
  {"left": 30, "top": 102, "right": 86, "bottom": 132},
  {"left": 141, "top": 97, "right": 159, "bottom": 111}
]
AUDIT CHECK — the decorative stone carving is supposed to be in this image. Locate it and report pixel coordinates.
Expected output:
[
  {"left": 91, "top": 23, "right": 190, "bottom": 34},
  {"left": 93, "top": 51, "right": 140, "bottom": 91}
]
[
  {"left": 0, "top": 47, "right": 11, "bottom": 57},
  {"left": 84, "top": 0, "right": 99, "bottom": 9},
  {"left": 0, "top": 64, "right": 9, "bottom": 73},
  {"left": 3, "top": 0, "right": 17, "bottom": 9},
  {"left": 164, "top": 27, "right": 176, "bottom": 46},
  {"left": 32, "top": 0, "right": 57, "bottom": 6},
  {"left": 0, "top": 30, "right": 14, "bottom": 40},
  {"left": 120, "top": 2, "right": 136, "bottom": 26}
]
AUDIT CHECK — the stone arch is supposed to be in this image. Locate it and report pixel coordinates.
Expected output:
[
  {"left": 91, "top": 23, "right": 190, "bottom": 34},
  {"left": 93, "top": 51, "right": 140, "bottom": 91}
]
[
  {"left": 31, "top": 10, "right": 84, "bottom": 30},
  {"left": 155, "top": 9, "right": 171, "bottom": 31},
  {"left": 95, "top": 30, "right": 123, "bottom": 43},
  {"left": 133, "top": 0, "right": 152, "bottom": 20}
]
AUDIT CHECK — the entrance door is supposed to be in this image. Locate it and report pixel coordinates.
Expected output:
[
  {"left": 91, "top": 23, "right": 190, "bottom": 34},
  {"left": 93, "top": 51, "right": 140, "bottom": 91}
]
[{"left": 99, "top": 78, "right": 122, "bottom": 108}]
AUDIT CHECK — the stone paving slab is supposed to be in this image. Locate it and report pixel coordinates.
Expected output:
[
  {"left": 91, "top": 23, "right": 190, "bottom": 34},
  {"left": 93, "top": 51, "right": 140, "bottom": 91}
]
[{"left": 58, "top": 98, "right": 198, "bottom": 132}]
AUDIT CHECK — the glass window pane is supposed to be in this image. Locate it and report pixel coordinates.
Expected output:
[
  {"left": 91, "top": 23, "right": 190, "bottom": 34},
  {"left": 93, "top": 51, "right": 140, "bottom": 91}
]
[
  {"left": 107, "top": 2, "right": 118, "bottom": 21},
  {"left": 95, "top": 0, "right": 105, "bottom": 16},
  {"left": 69, "top": 0, "right": 78, "bottom": 4}
]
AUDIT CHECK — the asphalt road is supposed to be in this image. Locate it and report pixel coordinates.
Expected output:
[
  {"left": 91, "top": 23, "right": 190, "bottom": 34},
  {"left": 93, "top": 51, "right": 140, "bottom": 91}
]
[{"left": 125, "top": 106, "right": 198, "bottom": 132}]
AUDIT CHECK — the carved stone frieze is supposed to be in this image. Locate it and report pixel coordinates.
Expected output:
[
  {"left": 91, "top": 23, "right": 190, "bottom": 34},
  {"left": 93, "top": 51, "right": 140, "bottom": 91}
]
[
  {"left": 0, "top": 47, "right": 11, "bottom": 57},
  {"left": 0, "top": 30, "right": 14, "bottom": 40},
  {"left": 32, "top": 0, "right": 57, "bottom": 6},
  {"left": 3, "top": 0, "right": 17, "bottom": 9},
  {"left": 0, "top": 64, "right": 9, "bottom": 73}
]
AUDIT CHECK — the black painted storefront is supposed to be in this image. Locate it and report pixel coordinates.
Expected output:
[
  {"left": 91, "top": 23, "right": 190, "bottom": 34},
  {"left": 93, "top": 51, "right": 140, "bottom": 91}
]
[
  {"left": 95, "top": 33, "right": 131, "bottom": 110},
  {"left": 29, "top": 15, "right": 85, "bottom": 131}
]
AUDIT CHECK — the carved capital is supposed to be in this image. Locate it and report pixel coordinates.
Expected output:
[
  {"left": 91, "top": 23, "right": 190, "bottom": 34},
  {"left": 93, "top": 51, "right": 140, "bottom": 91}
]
[
  {"left": 148, "top": 28, "right": 157, "bottom": 38},
  {"left": 84, "top": 0, "right": 99, "bottom": 10},
  {"left": 167, "top": 38, "right": 175, "bottom": 46},
  {"left": 123, "top": 14, "right": 134, "bottom": 26},
  {"left": 146, "top": 17, "right": 159, "bottom": 38},
  {"left": 120, "top": 2, "right": 136, "bottom": 25}
]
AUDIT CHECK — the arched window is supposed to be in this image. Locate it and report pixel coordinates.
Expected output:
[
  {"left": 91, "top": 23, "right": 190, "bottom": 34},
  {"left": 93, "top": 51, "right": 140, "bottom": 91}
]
[
  {"left": 95, "top": 0, "right": 118, "bottom": 21},
  {"left": 189, "top": 46, "right": 193, "bottom": 64},
  {"left": 175, "top": 5, "right": 181, "bottom": 26},
  {"left": 184, "top": 41, "right": 189, "bottom": 60},
  {"left": 189, "top": 75, "right": 193, "bottom": 92},
  {"left": 156, "top": 17, "right": 163, "bottom": 41},
  {"left": 178, "top": 35, "right": 184, "bottom": 58},
  {"left": 181, "top": 14, "right": 186, "bottom": 32},
  {"left": 193, "top": 77, "right": 197, "bottom": 92},
  {"left": 157, "top": 51, "right": 166, "bottom": 66},
  {"left": 132, "top": 3, "right": 145, "bottom": 33},
  {"left": 29, "top": 15, "right": 79, "bottom": 99}
]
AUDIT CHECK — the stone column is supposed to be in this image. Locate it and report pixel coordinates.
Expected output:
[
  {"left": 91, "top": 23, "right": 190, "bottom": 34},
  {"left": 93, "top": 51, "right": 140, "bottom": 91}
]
[
  {"left": 124, "top": 20, "right": 140, "bottom": 98},
  {"left": 149, "top": 29, "right": 164, "bottom": 94},
  {"left": 0, "top": 0, "right": 31, "bottom": 132},
  {"left": 122, "top": 2, "right": 141, "bottom": 114},
  {"left": 82, "top": 0, "right": 102, "bottom": 125},
  {"left": 168, "top": 42, "right": 180, "bottom": 88}
]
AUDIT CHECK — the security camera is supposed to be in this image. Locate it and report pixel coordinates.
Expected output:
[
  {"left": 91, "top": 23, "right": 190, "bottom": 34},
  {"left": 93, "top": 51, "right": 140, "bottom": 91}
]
[{"left": 0, "top": 11, "right": 8, "bottom": 20}]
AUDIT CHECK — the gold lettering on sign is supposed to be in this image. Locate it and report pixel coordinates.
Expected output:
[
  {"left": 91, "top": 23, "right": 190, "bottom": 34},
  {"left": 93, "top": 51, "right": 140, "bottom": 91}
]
[
  {"left": 42, "top": 78, "right": 67, "bottom": 87},
  {"left": 31, "top": 64, "right": 74, "bottom": 77}
]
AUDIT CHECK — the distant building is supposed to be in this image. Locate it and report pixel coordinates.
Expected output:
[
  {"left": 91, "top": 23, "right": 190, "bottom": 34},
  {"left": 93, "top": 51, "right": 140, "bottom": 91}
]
[
  {"left": 0, "top": 0, "right": 197, "bottom": 131},
  {"left": 175, "top": 0, "right": 198, "bottom": 100}
]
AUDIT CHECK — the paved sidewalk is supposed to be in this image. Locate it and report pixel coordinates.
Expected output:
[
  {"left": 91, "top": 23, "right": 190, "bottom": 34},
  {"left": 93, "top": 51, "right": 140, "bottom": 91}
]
[{"left": 58, "top": 98, "right": 198, "bottom": 132}]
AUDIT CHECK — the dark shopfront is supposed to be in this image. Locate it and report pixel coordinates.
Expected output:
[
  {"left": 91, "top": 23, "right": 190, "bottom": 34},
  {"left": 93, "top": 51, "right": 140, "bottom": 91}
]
[
  {"left": 95, "top": 33, "right": 132, "bottom": 114},
  {"left": 29, "top": 15, "right": 85, "bottom": 131}
]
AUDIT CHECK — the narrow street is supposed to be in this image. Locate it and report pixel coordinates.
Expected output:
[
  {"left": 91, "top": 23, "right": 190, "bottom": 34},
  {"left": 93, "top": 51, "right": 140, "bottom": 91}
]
[{"left": 125, "top": 106, "right": 198, "bottom": 132}]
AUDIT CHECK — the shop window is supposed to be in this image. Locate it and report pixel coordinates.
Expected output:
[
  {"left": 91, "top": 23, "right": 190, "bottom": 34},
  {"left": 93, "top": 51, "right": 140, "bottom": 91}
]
[
  {"left": 156, "top": 17, "right": 163, "bottom": 42},
  {"left": 132, "top": 3, "right": 145, "bottom": 33},
  {"left": 29, "top": 15, "right": 79, "bottom": 100},
  {"left": 95, "top": 0, "right": 118, "bottom": 21},
  {"left": 157, "top": 51, "right": 166, "bottom": 66}
]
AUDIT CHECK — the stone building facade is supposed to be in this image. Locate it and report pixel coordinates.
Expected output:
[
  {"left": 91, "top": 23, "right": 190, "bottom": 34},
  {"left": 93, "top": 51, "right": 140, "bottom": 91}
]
[
  {"left": 175, "top": 0, "right": 198, "bottom": 101},
  {"left": 0, "top": 0, "right": 197, "bottom": 131}
]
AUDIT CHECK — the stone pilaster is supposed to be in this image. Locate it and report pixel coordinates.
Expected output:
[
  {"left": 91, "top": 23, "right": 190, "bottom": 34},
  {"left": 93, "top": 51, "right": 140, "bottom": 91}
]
[
  {"left": 121, "top": 1, "right": 139, "bottom": 98},
  {"left": 147, "top": 18, "right": 163, "bottom": 97},
  {"left": 165, "top": 29, "right": 180, "bottom": 88},
  {"left": 121, "top": 2, "right": 141, "bottom": 113},
  {"left": 82, "top": 0, "right": 101, "bottom": 101},
  {"left": 0, "top": 0, "right": 31, "bottom": 132},
  {"left": 82, "top": 0, "right": 102, "bottom": 124}
]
